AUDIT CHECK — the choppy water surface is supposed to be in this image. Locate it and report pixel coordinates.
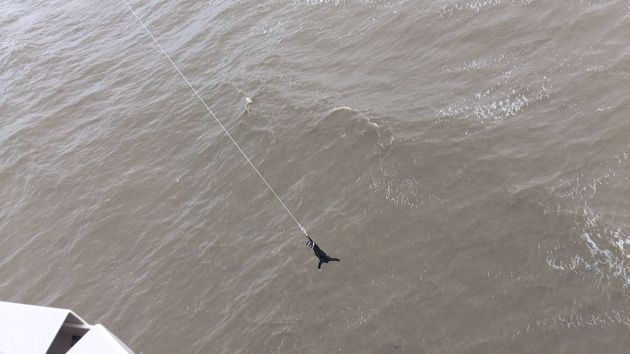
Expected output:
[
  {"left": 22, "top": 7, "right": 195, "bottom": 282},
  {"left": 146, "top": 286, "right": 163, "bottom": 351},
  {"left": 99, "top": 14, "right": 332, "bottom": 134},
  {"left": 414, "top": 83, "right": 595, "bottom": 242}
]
[{"left": 2, "top": 0, "right": 630, "bottom": 353}]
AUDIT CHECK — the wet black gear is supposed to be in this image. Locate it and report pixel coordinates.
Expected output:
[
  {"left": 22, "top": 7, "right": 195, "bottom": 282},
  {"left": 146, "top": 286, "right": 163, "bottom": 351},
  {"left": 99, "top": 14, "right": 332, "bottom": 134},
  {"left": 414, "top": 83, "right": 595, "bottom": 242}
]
[{"left": 306, "top": 236, "right": 340, "bottom": 269}]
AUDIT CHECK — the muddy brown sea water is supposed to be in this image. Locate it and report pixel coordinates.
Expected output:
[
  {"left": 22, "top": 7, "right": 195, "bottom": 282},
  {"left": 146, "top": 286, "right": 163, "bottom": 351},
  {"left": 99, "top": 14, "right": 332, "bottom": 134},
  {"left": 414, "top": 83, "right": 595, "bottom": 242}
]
[{"left": 2, "top": 0, "right": 630, "bottom": 353}]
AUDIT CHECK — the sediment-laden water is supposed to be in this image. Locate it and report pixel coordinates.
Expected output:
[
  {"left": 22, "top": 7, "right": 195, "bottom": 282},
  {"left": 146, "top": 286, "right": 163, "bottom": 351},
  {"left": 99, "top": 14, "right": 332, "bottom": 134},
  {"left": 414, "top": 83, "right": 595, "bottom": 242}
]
[{"left": 2, "top": 0, "right": 630, "bottom": 352}]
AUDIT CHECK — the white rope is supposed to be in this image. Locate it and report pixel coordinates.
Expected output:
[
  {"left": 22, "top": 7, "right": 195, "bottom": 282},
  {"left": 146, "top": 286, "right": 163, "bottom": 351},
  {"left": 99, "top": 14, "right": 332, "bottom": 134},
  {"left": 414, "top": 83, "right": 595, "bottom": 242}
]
[{"left": 122, "top": 0, "right": 309, "bottom": 237}]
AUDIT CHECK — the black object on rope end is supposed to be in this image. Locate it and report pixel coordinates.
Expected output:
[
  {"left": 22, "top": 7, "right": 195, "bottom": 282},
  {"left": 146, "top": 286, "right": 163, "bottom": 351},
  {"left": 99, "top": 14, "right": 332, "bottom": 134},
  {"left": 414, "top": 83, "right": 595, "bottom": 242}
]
[{"left": 306, "top": 236, "right": 340, "bottom": 270}]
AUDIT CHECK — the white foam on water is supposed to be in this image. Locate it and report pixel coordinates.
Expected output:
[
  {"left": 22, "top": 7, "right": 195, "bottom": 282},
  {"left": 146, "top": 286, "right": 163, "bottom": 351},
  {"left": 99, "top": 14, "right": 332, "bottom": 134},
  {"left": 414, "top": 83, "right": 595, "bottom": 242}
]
[
  {"left": 435, "top": 81, "right": 552, "bottom": 123},
  {"left": 436, "top": 0, "right": 535, "bottom": 17},
  {"left": 543, "top": 149, "right": 630, "bottom": 289},
  {"left": 369, "top": 167, "right": 419, "bottom": 209},
  {"left": 330, "top": 106, "right": 355, "bottom": 113}
]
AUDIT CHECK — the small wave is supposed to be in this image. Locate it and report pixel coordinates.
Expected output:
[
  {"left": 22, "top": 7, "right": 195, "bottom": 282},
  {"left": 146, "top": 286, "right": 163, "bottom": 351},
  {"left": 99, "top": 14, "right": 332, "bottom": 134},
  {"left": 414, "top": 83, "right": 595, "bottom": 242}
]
[
  {"left": 324, "top": 107, "right": 389, "bottom": 140},
  {"left": 442, "top": 50, "right": 528, "bottom": 75},
  {"left": 542, "top": 149, "right": 630, "bottom": 289},
  {"left": 436, "top": 0, "right": 535, "bottom": 17},
  {"left": 369, "top": 173, "right": 418, "bottom": 208},
  {"left": 435, "top": 77, "right": 552, "bottom": 123},
  {"left": 330, "top": 106, "right": 356, "bottom": 113},
  {"left": 511, "top": 306, "right": 630, "bottom": 341}
]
